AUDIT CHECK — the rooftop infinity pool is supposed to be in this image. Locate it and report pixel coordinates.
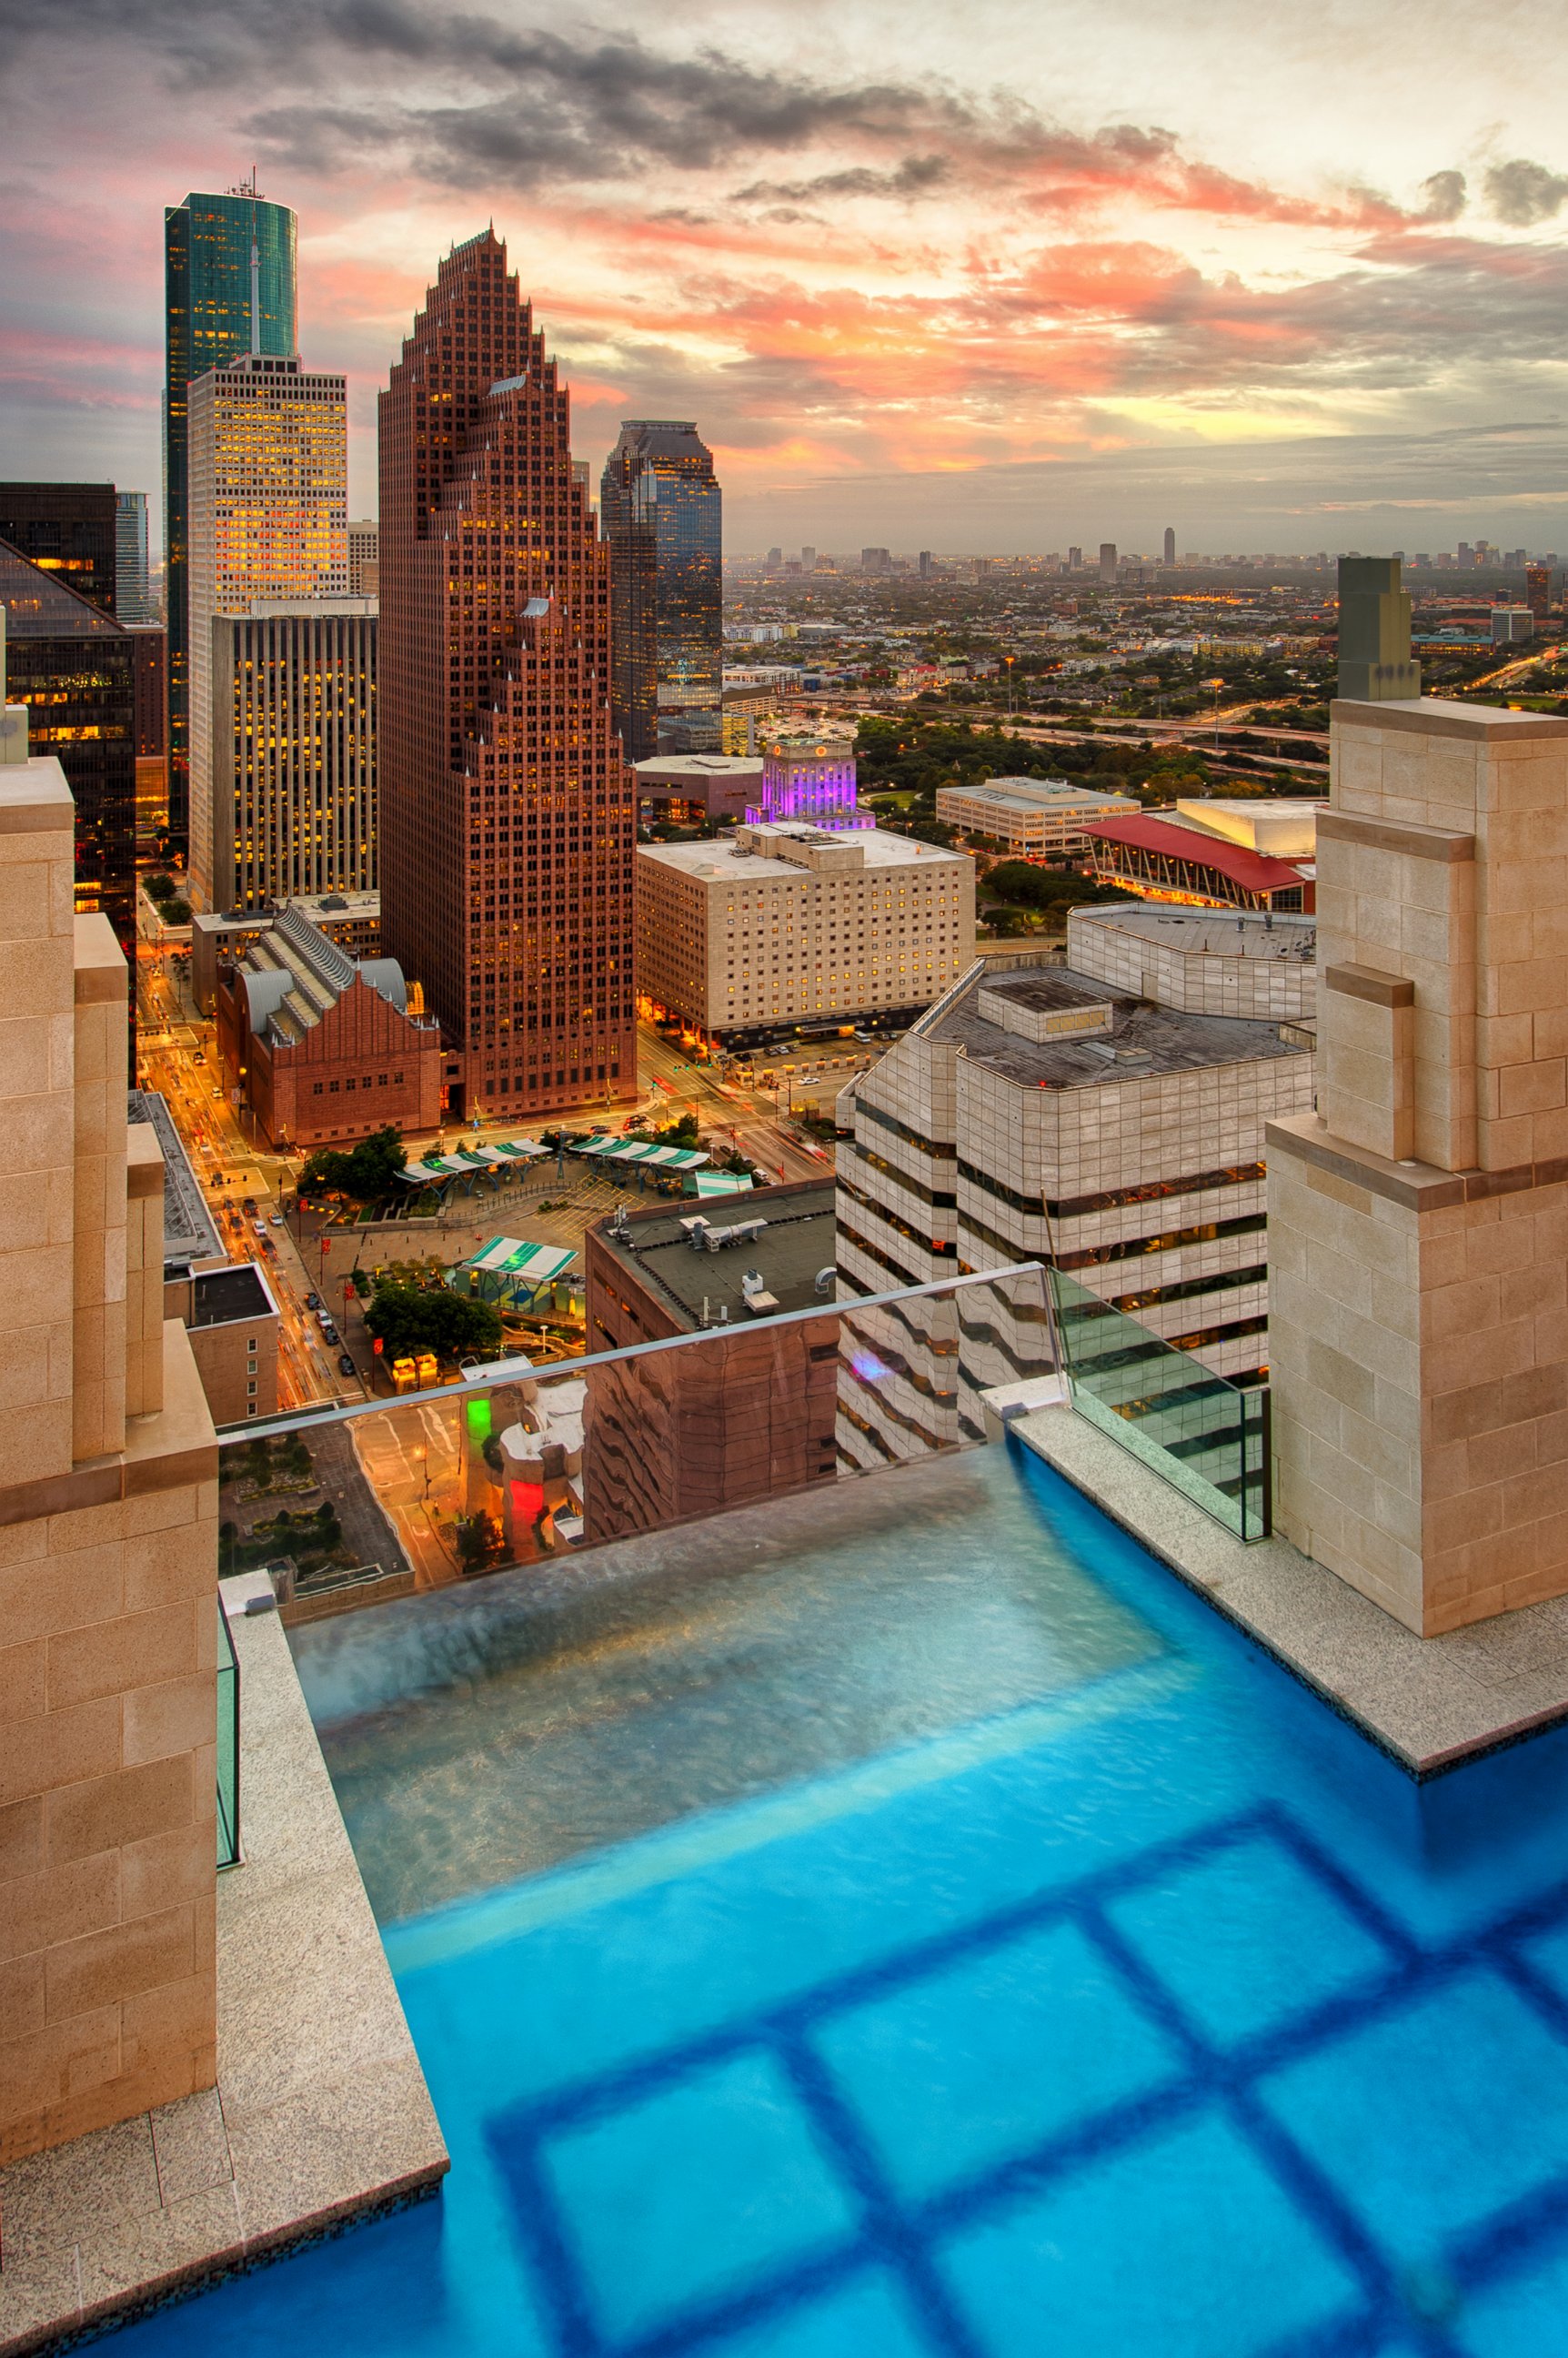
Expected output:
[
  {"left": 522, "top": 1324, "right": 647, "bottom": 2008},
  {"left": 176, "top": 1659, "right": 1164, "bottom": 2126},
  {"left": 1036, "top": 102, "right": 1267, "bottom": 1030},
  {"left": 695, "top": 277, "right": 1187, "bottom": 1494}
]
[{"left": 116, "top": 1437, "right": 1568, "bottom": 2357}]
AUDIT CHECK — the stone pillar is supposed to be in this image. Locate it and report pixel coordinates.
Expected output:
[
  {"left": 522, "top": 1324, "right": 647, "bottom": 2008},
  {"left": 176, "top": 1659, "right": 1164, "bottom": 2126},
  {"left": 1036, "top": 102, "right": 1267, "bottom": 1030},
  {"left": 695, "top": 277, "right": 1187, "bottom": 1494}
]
[{"left": 1269, "top": 695, "right": 1568, "bottom": 1634}]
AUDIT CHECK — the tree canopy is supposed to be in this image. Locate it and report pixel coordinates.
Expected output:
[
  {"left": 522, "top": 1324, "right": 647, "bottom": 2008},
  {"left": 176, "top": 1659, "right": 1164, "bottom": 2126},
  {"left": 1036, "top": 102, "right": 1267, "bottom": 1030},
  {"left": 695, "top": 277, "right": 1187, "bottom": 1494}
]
[
  {"left": 301, "top": 1125, "right": 407, "bottom": 1202},
  {"left": 364, "top": 1279, "right": 503, "bottom": 1364}
]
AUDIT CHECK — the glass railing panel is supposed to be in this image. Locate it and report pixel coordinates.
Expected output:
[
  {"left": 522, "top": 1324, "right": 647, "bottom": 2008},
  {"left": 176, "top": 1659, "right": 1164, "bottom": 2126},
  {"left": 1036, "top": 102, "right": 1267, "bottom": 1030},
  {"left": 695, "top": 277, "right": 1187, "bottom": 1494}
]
[
  {"left": 1048, "top": 1267, "right": 1271, "bottom": 1540},
  {"left": 216, "top": 1596, "right": 240, "bottom": 1869},
  {"left": 213, "top": 1264, "right": 1061, "bottom": 1606}
]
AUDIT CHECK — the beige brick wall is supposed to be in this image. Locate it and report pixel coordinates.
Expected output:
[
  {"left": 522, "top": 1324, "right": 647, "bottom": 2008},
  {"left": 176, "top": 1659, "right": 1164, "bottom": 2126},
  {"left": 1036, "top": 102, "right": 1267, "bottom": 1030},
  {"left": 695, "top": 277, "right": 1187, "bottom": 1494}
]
[{"left": 0, "top": 758, "right": 219, "bottom": 2166}]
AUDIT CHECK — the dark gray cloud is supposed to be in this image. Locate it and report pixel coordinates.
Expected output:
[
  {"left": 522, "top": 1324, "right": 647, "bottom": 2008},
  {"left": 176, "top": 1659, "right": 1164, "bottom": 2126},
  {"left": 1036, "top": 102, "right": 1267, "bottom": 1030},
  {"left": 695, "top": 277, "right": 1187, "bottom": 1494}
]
[
  {"left": 1420, "top": 169, "right": 1466, "bottom": 221},
  {"left": 1484, "top": 158, "right": 1568, "bottom": 226},
  {"left": 731, "top": 156, "right": 953, "bottom": 206}
]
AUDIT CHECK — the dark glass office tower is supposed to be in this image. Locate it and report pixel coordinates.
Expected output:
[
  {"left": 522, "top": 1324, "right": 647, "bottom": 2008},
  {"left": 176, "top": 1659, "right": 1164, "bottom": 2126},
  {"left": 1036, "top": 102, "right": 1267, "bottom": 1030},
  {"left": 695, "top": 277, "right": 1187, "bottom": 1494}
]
[
  {"left": 0, "top": 483, "right": 117, "bottom": 614},
  {"left": 601, "top": 422, "right": 721, "bottom": 760},
  {"left": 0, "top": 540, "right": 137, "bottom": 1052},
  {"left": 164, "top": 185, "right": 297, "bottom": 849}
]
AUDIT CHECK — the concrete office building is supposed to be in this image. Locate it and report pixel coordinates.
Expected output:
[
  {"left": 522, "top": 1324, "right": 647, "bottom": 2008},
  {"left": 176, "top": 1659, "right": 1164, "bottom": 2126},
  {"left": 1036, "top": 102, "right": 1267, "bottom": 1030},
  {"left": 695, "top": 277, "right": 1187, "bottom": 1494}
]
[
  {"left": 637, "top": 821, "right": 975, "bottom": 1043},
  {"left": 165, "top": 1262, "right": 281, "bottom": 1424},
  {"left": 202, "top": 600, "right": 376, "bottom": 913},
  {"left": 935, "top": 775, "right": 1138, "bottom": 855},
  {"left": 216, "top": 902, "right": 442, "bottom": 1148},
  {"left": 0, "top": 680, "right": 220, "bottom": 2162},
  {"left": 378, "top": 231, "right": 637, "bottom": 1123},
  {"left": 834, "top": 913, "right": 1315, "bottom": 1467},
  {"left": 186, "top": 354, "right": 349, "bottom": 912},
  {"left": 1491, "top": 607, "right": 1534, "bottom": 646},
  {"left": 583, "top": 1180, "right": 839, "bottom": 1539},
  {"left": 347, "top": 520, "right": 379, "bottom": 596},
  {"left": 1099, "top": 542, "right": 1118, "bottom": 583},
  {"left": 1270, "top": 559, "right": 1568, "bottom": 1634}
]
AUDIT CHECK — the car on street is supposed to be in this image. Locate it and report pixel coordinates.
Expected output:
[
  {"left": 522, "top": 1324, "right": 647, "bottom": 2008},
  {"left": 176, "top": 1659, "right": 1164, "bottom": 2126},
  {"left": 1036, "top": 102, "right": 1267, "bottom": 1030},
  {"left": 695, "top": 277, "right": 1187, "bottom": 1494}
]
[
  {"left": 322, "top": 1324, "right": 340, "bottom": 1346},
  {"left": 269, "top": 1214, "right": 283, "bottom": 1226},
  {"left": 306, "top": 1293, "right": 321, "bottom": 1311},
  {"left": 338, "top": 1354, "right": 356, "bottom": 1377}
]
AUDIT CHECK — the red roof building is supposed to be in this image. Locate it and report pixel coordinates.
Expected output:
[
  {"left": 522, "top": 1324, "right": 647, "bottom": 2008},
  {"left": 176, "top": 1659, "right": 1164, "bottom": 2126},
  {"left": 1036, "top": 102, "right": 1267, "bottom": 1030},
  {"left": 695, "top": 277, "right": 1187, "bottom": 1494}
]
[{"left": 1081, "top": 810, "right": 1315, "bottom": 912}]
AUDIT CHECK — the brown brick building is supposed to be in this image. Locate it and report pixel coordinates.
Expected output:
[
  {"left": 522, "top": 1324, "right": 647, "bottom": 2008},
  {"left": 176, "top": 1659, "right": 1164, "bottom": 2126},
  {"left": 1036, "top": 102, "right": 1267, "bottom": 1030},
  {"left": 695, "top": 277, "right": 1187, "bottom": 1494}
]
[
  {"left": 165, "top": 1263, "right": 280, "bottom": 1426},
  {"left": 216, "top": 902, "right": 441, "bottom": 1148},
  {"left": 583, "top": 1180, "right": 840, "bottom": 1542},
  {"left": 377, "top": 229, "right": 637, "bottom": 1124}
]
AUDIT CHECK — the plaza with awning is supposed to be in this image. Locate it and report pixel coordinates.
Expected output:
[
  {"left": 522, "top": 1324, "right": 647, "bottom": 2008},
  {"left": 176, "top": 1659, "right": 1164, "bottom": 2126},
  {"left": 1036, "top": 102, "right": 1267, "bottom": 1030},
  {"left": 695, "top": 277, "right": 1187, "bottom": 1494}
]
[
  {"left": 397, "top": 1139, "right": 549, "bottom": 1195},
  {"left": 570, "top": 1136, "right": 709, "bottom": 1175},
  {"left": 688, "top": 1169, "right": 755, "bottom": 1197},
  {"left": 452, "top": 1235, "right": 578, "bottom": 1306}
]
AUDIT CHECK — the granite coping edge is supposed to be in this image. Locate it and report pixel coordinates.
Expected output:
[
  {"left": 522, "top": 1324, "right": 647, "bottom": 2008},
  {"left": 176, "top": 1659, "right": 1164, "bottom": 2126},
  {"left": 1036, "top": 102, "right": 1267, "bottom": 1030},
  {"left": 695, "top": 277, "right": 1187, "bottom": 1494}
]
[
  {"left": 0, "top": 1585, "right": 449, "bottom": 2358},
  {"left": 1010, "top": 1406, "right": 1568, "bottom": 1779},
  {"left": 0, "top": 2173, "right": 443, "bottom": 2358}
]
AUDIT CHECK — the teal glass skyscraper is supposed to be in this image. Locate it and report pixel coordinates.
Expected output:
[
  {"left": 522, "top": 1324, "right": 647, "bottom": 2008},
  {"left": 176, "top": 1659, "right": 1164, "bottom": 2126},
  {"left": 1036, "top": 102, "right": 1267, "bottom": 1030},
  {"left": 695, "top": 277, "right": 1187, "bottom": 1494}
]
[
  {"left": 602, "top": 422, "right": 721, "bottom": 760},
  {"left": 164, "top": 181, "right": 297, "bottom": 846}
]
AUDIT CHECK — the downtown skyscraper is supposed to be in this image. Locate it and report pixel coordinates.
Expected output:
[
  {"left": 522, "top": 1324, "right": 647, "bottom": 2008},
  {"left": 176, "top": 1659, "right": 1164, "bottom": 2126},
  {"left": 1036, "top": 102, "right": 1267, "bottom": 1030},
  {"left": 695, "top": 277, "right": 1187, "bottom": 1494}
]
[
  {"left": 378, "top": 231, "right": 636, "bottom": 1121},
  {"left": 185, "top": 352, "right": 349, "bottom": 911},
  {"left": 164, "top": 183, "right": 297, "bottom": 848},
  {"left": 601, "top": 422, "right": 722, "bottom": 761}
]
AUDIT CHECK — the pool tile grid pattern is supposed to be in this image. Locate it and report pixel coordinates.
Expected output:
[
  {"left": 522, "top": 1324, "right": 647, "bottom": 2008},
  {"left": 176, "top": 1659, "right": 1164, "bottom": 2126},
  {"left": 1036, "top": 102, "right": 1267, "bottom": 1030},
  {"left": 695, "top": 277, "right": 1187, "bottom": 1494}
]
[{"left": 483, "top": 1802, "right": 1568, "bottom": 2358}]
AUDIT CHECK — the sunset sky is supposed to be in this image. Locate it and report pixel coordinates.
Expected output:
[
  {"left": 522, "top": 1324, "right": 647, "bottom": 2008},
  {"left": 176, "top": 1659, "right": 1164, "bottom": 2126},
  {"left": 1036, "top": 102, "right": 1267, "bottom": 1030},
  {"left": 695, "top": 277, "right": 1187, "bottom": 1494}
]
[{"left": 5, "top": 0, "right": 1568, "bottom": 554}]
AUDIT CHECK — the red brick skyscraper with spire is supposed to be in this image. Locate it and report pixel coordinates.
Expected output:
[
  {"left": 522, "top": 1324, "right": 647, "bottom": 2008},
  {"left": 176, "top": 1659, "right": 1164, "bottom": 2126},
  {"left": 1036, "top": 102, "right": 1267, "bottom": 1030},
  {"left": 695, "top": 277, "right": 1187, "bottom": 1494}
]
[{"left": 378, "top": 230, "right": 636, "bottom": 1121}]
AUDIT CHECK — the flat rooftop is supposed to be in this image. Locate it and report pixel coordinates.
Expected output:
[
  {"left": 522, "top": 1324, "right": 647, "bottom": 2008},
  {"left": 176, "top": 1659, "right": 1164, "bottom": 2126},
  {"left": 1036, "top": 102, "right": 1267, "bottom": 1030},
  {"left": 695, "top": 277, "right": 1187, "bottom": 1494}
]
[
  {"left": 595, "top": 1182, "right": 838, "bottom": 1327},
  {"left": 928, "top": 962, "right": 1308, "bottom": 1089},
  {"left": 191, "top": 1262, "right": 276, "bottom": 1329},
  {"left": 635, "top": 754, "right": 764, "bottom": 780},
  {"left": 942, "top": 776, "right": 1136, "bottom": 810},
  {"left": 1070, "top": 904, "right": 1318, "bottom": 963},
  {"left": 639, "top": 830, "right": 962, "bottom": 882}
]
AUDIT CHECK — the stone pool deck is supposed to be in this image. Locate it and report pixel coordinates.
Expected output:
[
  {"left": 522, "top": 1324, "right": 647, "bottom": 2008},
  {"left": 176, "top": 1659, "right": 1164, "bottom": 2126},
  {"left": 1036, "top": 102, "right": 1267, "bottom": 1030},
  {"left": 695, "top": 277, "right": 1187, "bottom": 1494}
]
[
  {"left": 1015, "top": 1405, "right": 1568, "bottom": 1777},
  {"left": 0, "top": 1573, "right": 447, "bottom": 2355}
]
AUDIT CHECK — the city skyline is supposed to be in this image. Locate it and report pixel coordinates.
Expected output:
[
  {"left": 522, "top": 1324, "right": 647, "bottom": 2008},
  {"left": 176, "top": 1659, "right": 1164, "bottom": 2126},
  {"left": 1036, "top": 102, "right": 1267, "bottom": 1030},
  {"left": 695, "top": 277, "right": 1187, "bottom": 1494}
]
[{"left": 5, "top": 3, "right": 1568, "bottom": 549}]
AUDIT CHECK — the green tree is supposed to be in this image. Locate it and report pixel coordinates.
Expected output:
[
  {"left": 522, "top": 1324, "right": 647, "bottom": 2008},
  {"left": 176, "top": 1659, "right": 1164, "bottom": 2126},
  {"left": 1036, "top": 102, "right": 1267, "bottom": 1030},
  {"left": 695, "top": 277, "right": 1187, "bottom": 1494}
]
[
  {"left": 301, "top": 1124, "right": 407, "bottom": 1202},
  {"left": 657, "top": 1113, "right": 700, "bottom": 1148},
  {"left": 455, "top": 1512, "right": 506, "bottom": 1574},
  {"left": 365, "top": 1278, "right": 503, "bottom": 1364}
]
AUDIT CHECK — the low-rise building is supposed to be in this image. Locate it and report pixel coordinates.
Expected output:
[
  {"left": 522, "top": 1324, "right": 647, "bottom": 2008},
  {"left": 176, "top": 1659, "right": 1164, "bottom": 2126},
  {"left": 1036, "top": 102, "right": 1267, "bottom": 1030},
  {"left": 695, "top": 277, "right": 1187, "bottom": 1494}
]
[
  {"left": 1081, "top": 798, "right": 1322, "bottom": 912},
  {"left": 584, "top": 1179, "right": 839, "bottom": 1540},
  {"left": 935, "top": 775, "right": 1138, "bottom": 854},
  {"left": 634, "top": 752, "right": 764, "bottom": 825},
  {"left": 191, "top": 889, "right": 381, "bottom": 1014},
  {"left": 216, "top": 902, "right": 441, "bottom": 1148},
  {"left": 637, "top": 821, "right": 975, "bottom": 1044},
  {"left": 834, "top": 922, "right": 1316, "bottom": 1466},
  {"left": 166, "top": 1261, "right": 281, "bottom": 1424}
]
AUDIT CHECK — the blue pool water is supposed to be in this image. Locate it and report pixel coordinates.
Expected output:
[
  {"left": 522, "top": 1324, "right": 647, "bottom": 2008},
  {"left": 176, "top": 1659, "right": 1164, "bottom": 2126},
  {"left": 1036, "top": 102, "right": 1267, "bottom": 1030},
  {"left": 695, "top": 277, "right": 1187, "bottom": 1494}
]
[{"left": 118, "top": 1439, "right": 1568, "bottom": 2357}]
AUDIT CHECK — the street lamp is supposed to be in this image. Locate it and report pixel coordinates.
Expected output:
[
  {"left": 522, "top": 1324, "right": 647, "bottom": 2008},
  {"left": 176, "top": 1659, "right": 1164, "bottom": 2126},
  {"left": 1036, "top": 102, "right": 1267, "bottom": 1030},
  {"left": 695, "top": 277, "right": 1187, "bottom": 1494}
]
[{"left": 1004, "top": 654, "right": 1016, "bottom": 720}]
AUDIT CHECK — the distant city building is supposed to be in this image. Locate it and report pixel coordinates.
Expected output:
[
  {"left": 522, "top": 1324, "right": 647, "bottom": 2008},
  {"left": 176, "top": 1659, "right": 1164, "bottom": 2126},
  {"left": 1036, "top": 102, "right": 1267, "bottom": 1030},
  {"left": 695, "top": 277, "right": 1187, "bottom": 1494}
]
[
  {"left": 116, "top": 491, "right": 155, "bottom": 621},
  {"left": 637, "top": 820, "right": 974, "bottom": 1043},
  {"left": 202, "top": 600, "right": 375, "bottom": 913},
  {"left": 165, "top": 184, "right": 298, "bottom": 846},
  {"left": 186, "top": 353, "right": 349, "bottom": 912},
  {"left": 1081, "top": 799, "right": 1322, "bottom": 912},
  {"left": 347, "top": 519, "right": 379, "bottom": 596},
  {"left": 0, "top": 541, "right": 137, "bottom": 1033},
  {"left": 1068, "top": 546, "right": 1083, "bottom": 570},
  {"left": 0, "top": 481, "right": 117, "bottom": 614},
  {"left": 583, "top": 1179, "right": 839, "bottom": 1541},
  {"left": 835, "top": 913, "right": 1315, "bottom": 1471},
  {"left": 601, "top": 421, "right": 722, "bottom": 761},
  {"left": 861, "top": 547, "right": 891, "bottom": 574},
  {"left": 801, "top": 545, "right": 817, "bottom": 570},
  {"left": 190, "top": 887, "right": 381, "bottom": 1013},
  {"left": 1163, "top": 526, "right": 1177, "bottom": 567},
  {"left": 747, "top": 739, "right": 865, "bottom": 830},
  {"left": 1491, "top": 606, "right": 1534, "bottom": 646},
  {"left": 1526, "top": 564, "right": 1551, "bottom": 621},
  {"left": 215, "top": 902, "right": 441, "bottom": 1148},
  {"left": 379, "top": 230, "right": 636, "bottom": 1124},
  {"left": 634, "top": 752, "right": 764, "bottom": 825},
  {"left": 935, "top": 775, "right": 1138, "bottom": 855},
  {"left": 1099, "top": 542, "right": 1118, "bottom": 584}
]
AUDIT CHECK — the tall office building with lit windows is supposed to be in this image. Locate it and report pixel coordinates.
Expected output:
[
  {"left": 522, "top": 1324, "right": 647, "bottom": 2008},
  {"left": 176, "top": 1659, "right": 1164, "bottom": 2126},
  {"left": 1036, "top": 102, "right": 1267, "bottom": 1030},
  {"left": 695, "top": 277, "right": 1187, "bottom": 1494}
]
[
  {"left": 116, "top": 492, "right": 155, "bottom": 622},
  {"left": 186, "top": 353, "right": 348, "bottom": 911},
  {"left": 601, "top": 421, "right": 722, "bottom": 760},
  {"left": 164, "top": 185, "right": 297, "bottom": 847},
  {"left": 378, "top": 229, "right": 637, "bottom": 1123}
]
